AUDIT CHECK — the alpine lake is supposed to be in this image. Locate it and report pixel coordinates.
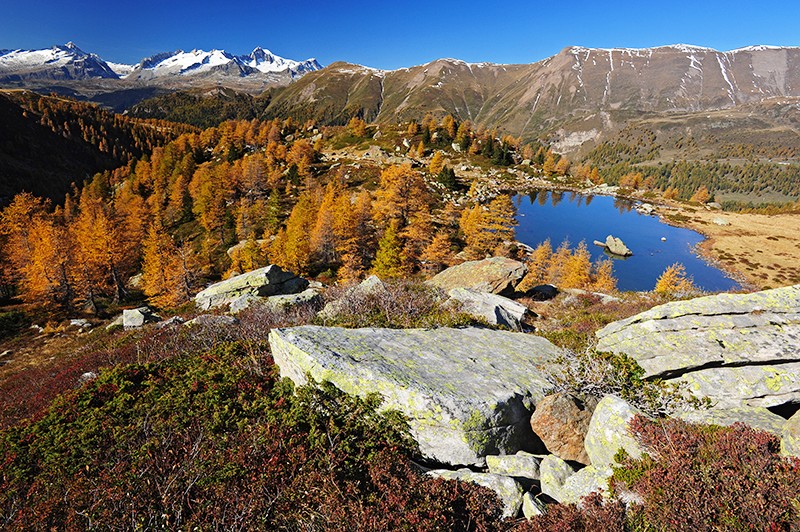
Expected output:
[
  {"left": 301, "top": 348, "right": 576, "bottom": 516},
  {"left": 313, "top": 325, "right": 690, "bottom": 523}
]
[{"left": 513, "top": 190, "right": 739, "bottom": 292}]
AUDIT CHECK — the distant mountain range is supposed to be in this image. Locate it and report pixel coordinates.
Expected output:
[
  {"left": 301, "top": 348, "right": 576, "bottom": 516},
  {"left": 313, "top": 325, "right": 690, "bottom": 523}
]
[
  {"left": 0, "top": 42, "right": 321, "bottom": 85},
  {"left": 3, "top": 42, "right": 800, "bottom": 159}
]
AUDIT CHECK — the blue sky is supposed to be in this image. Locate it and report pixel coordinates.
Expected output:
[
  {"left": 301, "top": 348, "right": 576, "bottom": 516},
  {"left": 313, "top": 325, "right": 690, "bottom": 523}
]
[{"left": 2, "top": 0, "right": 799, "bottom": 69}]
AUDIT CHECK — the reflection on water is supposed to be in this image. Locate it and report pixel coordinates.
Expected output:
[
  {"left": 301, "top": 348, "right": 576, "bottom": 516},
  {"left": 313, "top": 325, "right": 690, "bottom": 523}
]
[{"left": 514, "top": 191, "right": 738, "bottom": 292}]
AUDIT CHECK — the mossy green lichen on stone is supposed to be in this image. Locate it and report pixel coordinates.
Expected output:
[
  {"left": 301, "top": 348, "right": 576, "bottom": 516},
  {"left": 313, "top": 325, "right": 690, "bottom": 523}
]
[
  {"left": 584, "top": 395, "right": 645, "bottom": 467},
  {"left": 268, "top": 326, "right": 563, "bottom": 465}
]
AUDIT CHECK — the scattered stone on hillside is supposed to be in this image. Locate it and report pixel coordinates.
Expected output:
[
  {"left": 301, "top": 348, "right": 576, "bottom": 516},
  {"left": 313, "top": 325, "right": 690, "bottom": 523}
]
[
  {"left": 584, "top": 395, "right": 644, "bottom": 467},
  {"left": 530, "top": 393, "right": 598, "bottom": 465},
  {"left": 69, "top": 318, "right": 91, "bottom": 329},
  {"left": 78, "top": 371, "right": 97, "bottom": 383},
  {"left": 269, "top": 326, "right": 563, "bottom": 465},
  {"left": 122, "top": 307, "right": 160, "bottom": 329},
  {"left": 317, "top": 275, "right": 388, "bottom": 320},
  {"left": 781, "top": 410, "right": 800, "bottom": 457},
  {"left": 598, "top": 235, "right": 633, "bottom": 257},
  {"left": 426, "top": 256, "right": 527, "bottom": 296},
  {"left": 195, "top": 265, "right": 308, "bottom": 311},
  {"left": 154, "top": 316, "right": 185, "bottom": 329},
  {"left": 522, "top": 492, "right": 547, "bottom": 518},
  {"left": 184, "top": 315, "right": 239, "bottom": 328},
  {"left": 712, "top": 217, "right": 730, "bottom": 226},
  {"left": 539, "top": 454, "right": 577, "bottom": 502},
  {"left": 678, "top": 406, "right": 786, "bottom": 435},
  {"left": 447, "top": 287, "right": 530, "bottom": 330},
  {"left": 427, "top": 469, "right": 523, "bottom": 519},
  {"left": 596, "top": 285, "right": 800, "bottom": 410},
  {"left": 486, "top": 451, "right": 543, "bottom": 483}
]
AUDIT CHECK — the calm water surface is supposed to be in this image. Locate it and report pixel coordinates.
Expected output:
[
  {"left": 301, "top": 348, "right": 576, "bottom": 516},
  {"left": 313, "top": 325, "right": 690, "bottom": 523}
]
[{"left": 513, "top": 191, "right": 739, "bottom": 292}]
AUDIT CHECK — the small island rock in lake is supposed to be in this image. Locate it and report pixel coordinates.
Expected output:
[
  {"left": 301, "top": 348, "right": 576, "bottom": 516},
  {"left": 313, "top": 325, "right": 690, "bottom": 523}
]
[{"left": 593, "top": 235, "right": 633, "bottom": 257}]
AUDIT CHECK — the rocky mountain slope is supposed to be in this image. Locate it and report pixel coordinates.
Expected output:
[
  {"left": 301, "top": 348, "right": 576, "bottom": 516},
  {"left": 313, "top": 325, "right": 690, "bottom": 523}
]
[{"left": 260, "top": 45, "right": 800, "bottom": 144}]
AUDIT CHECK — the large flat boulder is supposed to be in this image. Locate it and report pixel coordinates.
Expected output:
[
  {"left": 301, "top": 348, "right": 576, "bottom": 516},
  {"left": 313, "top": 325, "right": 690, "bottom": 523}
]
[
  {"left": 595, "top": 285, "right": 800, "bottom": 410},
  {"left": 447, "top": 287, "right": 530, "bottom": 330},
  {"left": 426, "top": 257, "right": 527, "bottom": 296},
  {"left": 268, "top": 326, "right": 563, "bottom": 466},
  {"left": 195, "top": 265, "right": 308, "bottom": 311}
]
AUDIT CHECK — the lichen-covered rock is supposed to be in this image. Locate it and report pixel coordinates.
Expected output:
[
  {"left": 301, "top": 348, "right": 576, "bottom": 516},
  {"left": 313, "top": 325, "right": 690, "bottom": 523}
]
[
  {"left": 195, "top": 265, "right": 308, "bottom": 310},
  {"left": 426, "top": 256, "right": 527, "bottom": 296},
  {"left": 229, "top": 288, "right": 321, "bottom": 314},
  {"left": 596, "top": 285, "right": 800, "bottom": 412},
  {"left": 678, "top": 406, "right": 786, "bottom": 435},
  {"left": 268, "top": 326, "right": 563, "bottom": 465},
  {"left": 539, "top": 454, "right": 576, "bottom": 502},
  {"left": 522, "top": 492, "right": 547, "bottom": 518},
  {"left": 781, "top": 410, "right": 800, "bottom": 457},
  {"left": 122, "top": 307, "right": 160, "bottom": 329},
  {"left": 584, "top": 395, "right": 644, "bottom": 467},
  {"left": 604, "top": 235, "right": 632, "bottom": 257},
  {"left": 530, "top": 393, "right": 598, "bottom": 465},
  {"left": 675, "top": 363, "right": 800, "bottom": 410},
  {"left": 486, "top": 451, "right": 543, "bottom": 481},
  {"left": 596, "top": 285, "right": 800, "bottom": 379},
  {"left": 447, "top": 287, "right": 530, "bottom": 330},
  {"left": 559, "top": 464, "right": 614, "bottom": 505},
  {"left": 427, "top": 469, "right": 523, "bottom": 519}
]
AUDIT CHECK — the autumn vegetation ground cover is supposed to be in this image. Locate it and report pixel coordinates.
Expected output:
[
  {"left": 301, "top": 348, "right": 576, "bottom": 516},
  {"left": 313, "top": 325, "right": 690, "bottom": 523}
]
[{"left": 1, "top": 96, "right": 800, "bottom": 529}]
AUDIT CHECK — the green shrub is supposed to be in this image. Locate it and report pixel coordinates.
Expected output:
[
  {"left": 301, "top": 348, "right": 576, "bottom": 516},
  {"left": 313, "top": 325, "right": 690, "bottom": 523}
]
[{"left": 544, "top": 349, "right": 710, "bottom": 417}]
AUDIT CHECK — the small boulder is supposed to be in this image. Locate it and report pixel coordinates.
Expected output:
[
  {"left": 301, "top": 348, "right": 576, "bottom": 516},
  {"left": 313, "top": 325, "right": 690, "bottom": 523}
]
[
  {"left": 584, "top": 395, "right": 644, "bottom": 466},
  {"left": 122, "top": 307, "right": 160, "bottom": 329},
  {"left": 486, "top": 451, "right": 543, "bottom": 484},
  {"left": 426, "top": 256, "right": 527, "bottom": 296},
  {"left": 106, "top": 315, "right": 124, "bottom": 331},
  {"left": 195, "top": 265, "right": 308, "bottom": 311},
  {"left": 448, "top": 287, "right": 530, "bottom": 330},
  {"left": 781, "top": 410, "right": 800, "bottom": 457},
  {"left": 539, "top": 454, "right": 577, "bottom": 502},
  {"left": 558, "top": 464, "right": 614, "bottom": 505},
  {"left": 603, "top": 235, "right": 632, "bottom": 257},
  {"left": 69, "top": 318, "right": 91, "bottom": 329},
  {"left": 531, "top": 393, "right": 598, "bottom": 465},
  {"left": 427, "top": 469, "right": 523, "bottom": 519}
]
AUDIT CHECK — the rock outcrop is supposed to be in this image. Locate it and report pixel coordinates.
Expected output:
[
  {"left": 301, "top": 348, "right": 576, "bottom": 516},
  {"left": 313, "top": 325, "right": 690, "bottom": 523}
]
[
  {"left": 596, "top": 285, "right": 800, "bottom": 410},
  {"left": 122, "top": 307, "right": 160, "bottom": 329},
  {"left": 530, "top": 393, "right": 598, "bottom": 465},
  {"left": 447, "top": 287, "right": 530, "bottom": 330},
  {"left": 268, "top": 326, "right": 564, "bottom": 465},
  {"left": 426, "top": 257, "right": 527, "bottom": 296},
  {"left": 678, "top": 407, "right": 786, "bottom": 435},
  {"left": 194, "top": 265, "right": 308, "bottom": 311},
  {"left": 593, "top": 235, "right": 632, "bottom": 257},
  {"left": 584, "top": 395, "right": 644, "bottom": 467},
  {"left": 781, "top": 410, "right": 800, "bottom": 457}
]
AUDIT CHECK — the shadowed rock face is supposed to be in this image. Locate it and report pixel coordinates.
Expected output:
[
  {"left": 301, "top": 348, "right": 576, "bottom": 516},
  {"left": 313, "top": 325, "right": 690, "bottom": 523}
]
[
  {"left": 268, "top": 326, "right": 564, "bottom": 466},
  {"left": 596, "top": 285, "right": 800, "bottom": 409}
]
